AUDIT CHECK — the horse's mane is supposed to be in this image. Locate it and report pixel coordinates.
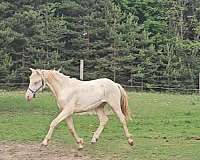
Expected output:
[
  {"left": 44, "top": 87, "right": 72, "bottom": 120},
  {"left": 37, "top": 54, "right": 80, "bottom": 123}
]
[{"left": 50, "top": 69, "right": 80, "bottom": 83}]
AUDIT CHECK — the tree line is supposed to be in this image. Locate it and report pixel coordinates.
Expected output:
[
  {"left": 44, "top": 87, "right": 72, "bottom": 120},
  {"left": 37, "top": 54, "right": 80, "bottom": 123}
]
[{"left": 0, "top": 0, "right": 200, "bottom": 90}]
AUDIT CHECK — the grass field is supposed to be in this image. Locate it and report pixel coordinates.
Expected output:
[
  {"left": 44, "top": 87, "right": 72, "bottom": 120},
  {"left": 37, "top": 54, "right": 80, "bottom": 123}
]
[{"left": 0, "top": 91, "right": 200, "bottom": 159}]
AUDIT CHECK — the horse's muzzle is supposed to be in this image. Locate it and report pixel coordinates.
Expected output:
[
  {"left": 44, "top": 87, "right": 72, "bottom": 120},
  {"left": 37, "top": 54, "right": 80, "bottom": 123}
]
[{"left": 25, "top": 93, "right": 33, "bottom": 101}]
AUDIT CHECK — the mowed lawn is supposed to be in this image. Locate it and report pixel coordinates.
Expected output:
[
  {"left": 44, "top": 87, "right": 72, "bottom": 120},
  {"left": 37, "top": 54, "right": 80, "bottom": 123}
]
[{"left": 0, "top": 91, "right": 200, "bottom": 160}]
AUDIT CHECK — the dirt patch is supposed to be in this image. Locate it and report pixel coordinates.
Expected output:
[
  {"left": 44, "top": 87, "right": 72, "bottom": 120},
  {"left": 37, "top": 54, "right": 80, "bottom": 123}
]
[{"left": 0, "top": 141, "right": 90, "bottom": 160}]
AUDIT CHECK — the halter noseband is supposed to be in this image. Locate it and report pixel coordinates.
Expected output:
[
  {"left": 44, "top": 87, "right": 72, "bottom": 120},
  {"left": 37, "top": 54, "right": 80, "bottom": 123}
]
[{"left": 28, "top": 79, "right": 44, "bottom": 98}]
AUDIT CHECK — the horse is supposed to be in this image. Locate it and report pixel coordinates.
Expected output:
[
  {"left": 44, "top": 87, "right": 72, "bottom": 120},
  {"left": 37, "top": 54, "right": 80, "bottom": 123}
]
[{"left": 25, "top": 68, "right": 133, "bottom": 149}]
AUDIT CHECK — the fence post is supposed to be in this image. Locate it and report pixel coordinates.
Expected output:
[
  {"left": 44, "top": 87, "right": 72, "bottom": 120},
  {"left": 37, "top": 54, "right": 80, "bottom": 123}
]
[
  {"left": 80, "top": 60, "right": 84, "bottom": 80},
  {"left": 199, "top": 73, "right": 200, "bottom": 94}
]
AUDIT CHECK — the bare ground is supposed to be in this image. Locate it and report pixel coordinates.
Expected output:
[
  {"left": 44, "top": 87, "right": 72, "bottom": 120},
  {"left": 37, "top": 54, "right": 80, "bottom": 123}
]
[{"left": 0, "top": 141, "right": 90, "bottom": 160}]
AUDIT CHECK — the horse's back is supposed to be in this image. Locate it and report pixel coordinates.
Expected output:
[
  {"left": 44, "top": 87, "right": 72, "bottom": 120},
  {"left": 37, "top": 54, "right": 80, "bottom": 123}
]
[
  {"left": 84, "top": 78, "right": 121, "bottom": 99},
  {"left": 75, "top": 78, "right": 118, "bottom": 105}
]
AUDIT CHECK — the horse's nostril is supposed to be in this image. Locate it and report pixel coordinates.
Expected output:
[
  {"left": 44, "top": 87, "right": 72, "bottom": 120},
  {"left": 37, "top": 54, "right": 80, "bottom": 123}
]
[{"left": 26, "top": 95, "right": 31, "bottom": 101}]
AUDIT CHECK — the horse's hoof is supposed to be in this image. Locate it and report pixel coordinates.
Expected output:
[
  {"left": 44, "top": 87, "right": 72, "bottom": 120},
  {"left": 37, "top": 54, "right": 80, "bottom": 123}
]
[
  {"left": 91, "top": 138, "right": 97, "bottom": 144},
  {"left": 78, "top": 144, "right": 84, "bottom": 150},
  {"left": 41, "top": 139, "right": 48, "bottom": 146},
  {"left": 77, "top": 138, "right": 84, "bottom": 150},
  {"left": 128, "top": 138, "right": 134, "bottom": 146}
]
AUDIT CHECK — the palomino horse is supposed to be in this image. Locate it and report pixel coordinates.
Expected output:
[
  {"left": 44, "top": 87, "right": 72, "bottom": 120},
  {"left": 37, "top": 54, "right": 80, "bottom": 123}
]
[{"left": 25, "top": 68, "right": 133, "bottom": 149}]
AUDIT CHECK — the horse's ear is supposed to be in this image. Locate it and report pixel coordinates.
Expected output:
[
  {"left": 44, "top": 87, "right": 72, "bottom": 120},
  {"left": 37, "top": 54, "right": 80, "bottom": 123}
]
[
  {"left": 58, "top": 67, "right": 62, "bottom": 72},
  {"left": 35, "top": 69, "right": 42, "bottom": 75},
  {"left": 30, "top": 68, "right": 35, "bottom": 72}
]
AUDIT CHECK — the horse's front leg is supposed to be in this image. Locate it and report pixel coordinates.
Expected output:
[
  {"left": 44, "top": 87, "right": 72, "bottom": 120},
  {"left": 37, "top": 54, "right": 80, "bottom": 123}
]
[
  {"left": 65, "top": 116, "right": 84, "bottom": 149},
  {"left": 42, "top": 109, "right": 73, "bottom": 146}
]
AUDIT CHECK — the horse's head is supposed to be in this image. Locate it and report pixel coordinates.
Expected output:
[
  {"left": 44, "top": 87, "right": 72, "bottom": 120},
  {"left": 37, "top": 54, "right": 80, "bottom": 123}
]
[{"left": 25, "top": 68, "right": 45, "bottom": 101}]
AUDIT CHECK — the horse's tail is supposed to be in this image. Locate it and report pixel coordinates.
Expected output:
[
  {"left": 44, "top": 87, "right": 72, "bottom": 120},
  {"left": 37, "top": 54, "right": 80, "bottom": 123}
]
[{"left": 117, "top": 84, "right": 132, "bottom": 121}]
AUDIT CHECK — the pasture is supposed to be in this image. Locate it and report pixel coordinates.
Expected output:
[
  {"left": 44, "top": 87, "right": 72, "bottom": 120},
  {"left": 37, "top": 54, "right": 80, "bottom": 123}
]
[{"left": 0, "top": 91, "right": 200, "bottom": 160}]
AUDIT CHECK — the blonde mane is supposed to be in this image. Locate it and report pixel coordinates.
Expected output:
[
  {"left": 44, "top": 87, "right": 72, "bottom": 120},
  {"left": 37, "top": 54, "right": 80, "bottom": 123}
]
[{"left": 50, "top": 70, "right": 80, "bottom": 84}]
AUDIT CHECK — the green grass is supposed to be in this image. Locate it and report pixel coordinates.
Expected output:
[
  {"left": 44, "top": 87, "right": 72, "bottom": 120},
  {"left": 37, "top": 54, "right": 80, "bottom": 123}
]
[{"left": 0, "top": 91, "right": 200, "bottom": 159}]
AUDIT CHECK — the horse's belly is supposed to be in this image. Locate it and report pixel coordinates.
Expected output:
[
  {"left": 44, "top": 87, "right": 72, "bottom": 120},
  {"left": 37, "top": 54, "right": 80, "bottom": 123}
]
[
  {"left": 74, "top": 99, "right": 106, "bottom": 113},
  {"left": 74, "top": 85, "right": 105, "bottom": 112}
]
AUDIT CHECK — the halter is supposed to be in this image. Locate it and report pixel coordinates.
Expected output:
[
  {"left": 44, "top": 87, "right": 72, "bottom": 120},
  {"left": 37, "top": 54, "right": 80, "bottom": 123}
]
[{"left": 28, "top": 79, "right": 44, "bottom": 98}]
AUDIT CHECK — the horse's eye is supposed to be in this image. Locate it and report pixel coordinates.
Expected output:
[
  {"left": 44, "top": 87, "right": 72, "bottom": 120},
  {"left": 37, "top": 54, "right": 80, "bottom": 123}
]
[{"left": 34, "top": 81, "right": 40, "bottom": 85}]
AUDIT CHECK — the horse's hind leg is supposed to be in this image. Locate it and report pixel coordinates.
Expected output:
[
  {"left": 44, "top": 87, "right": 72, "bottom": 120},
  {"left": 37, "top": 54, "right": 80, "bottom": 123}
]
[
  {"left": 65, "top": 116, "right": 84, "bottom": 150},
  {"left": 109, "top": 101, "right": 133, "bottom": 146},
  {"left": 91, "top": 104, "right": 108, "bottom": 144}
]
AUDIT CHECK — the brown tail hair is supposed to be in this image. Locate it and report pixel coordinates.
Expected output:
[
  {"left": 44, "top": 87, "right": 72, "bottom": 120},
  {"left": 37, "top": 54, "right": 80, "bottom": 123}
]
[{"left": 117, "top": 84, "right": 132, "bottom": 121}]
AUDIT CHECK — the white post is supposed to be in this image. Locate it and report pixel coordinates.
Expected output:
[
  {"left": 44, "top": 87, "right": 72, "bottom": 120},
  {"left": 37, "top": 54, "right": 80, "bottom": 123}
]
[
  {"left": 80, "top": 60, "right": 84, "bottom": 80},
  {"left": 199, "top": 73, "right": 200, "bottom": 94}
]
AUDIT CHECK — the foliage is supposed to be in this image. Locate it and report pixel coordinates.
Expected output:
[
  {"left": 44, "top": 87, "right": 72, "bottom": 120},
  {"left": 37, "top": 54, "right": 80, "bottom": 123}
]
[{"left": 0, "top": 0, "right": 199, "bottom": 90}]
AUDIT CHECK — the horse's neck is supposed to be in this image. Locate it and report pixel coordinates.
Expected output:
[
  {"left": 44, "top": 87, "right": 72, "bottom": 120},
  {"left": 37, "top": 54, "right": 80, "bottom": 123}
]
[
  {"left": 44, "top": 71, "right": 80, "bottom": 98},
  {"left": 45, "top": 71, "right": 66, "bottom": 98}
]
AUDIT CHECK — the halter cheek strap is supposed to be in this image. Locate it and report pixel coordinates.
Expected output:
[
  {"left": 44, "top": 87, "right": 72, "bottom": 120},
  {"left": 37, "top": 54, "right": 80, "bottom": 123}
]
[{"left": 28, "top": 79, "right": 44, "bottom": 98}]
